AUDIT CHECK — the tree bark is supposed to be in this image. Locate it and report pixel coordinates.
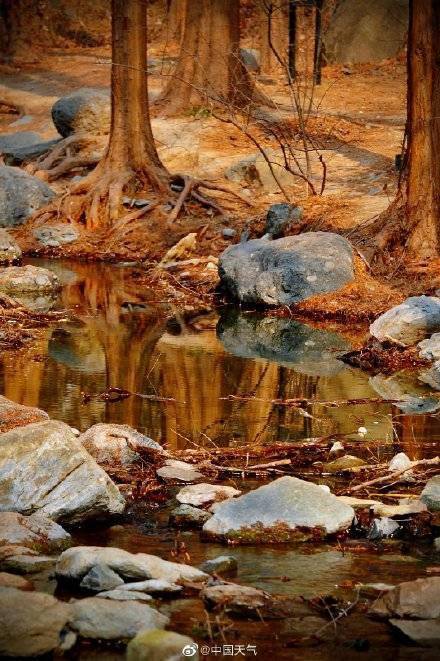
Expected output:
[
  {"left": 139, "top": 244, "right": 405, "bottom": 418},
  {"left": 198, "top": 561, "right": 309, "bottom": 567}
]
[
  {"left": 158, "top": 0, "right": 269, "bottom": 114},
  {"left": 166, "top": 0, "right": 186, "bottom": 43},
  {"left": 258, "top": 1, "right": 289, "bottom": 75}
]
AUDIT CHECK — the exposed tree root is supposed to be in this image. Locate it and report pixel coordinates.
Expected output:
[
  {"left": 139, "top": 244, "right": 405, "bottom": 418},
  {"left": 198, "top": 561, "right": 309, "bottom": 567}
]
[{"left": 27, "top": 133, "right": 105, "bottom": 181}]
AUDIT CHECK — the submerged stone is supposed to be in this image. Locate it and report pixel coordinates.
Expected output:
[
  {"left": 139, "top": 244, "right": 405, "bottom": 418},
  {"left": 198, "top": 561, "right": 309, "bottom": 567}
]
[{"left": 199, "top": 555, "right": 238, "bottom": 577}]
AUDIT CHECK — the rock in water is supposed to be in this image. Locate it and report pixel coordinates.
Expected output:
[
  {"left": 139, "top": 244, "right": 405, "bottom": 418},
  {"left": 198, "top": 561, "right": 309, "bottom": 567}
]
[
  {"left": 370, "top": 296, "right": 440, "bottom": 346},
  {"left": 0, "top": 229, "right": 21, "bottom": 265},
  {"left": 79, "top": 423, "right": 164, "bottom": 466},
  {"left": 218, "top": 232, "right": 354, "bottom": 306},
  {"left": 389, "top": 619, "right": 440, "bottom": 648},
  {"left": 0, "top": 265, "right": 60, "bottom": 295},
  {"left": 0, "top": 587, "right": 74, "bottom": 657},
  {"left": 0, "top": 511, "right": 70, "bottom": 552},
  {"left": 0, "top": 420, "right": 126, "bottom": 525},
  {"left": 388, "top": 452, "right": 412, "bottom": 472},
  {"left": 176, "top": 483, "right": 241, "bottom": 507},
  {"left": 0, "top": 166, "right": 55, "bottom": 227},
  {"left": 127, "top": 629, "right": 199, "bottom": 661},
  {"left": 169, "top": 504, "right": 212, "bottom": 528},
  {"left": 371, "top": 577, "right": 440, "bottom": 619},
  {"left": 52, "top": 88, "right": 110, "bottom": 137},
  {"left": 202, "top": 476, "right": 354, "bottom": 543},
  {"left": 265, "top": 203, "right": 303, "bottom": 238},
  {"left": 199, "top": 556, "right": 238, "bottom": 577},
  {"left": 201, "top": 583, "right": 271, "bottom": 617},
  {"left": 421, "top": 475, "right": 440, "bottom": 512},
  {"left": 69, "top": 597, "right": 168, "bottom": 640},
  {"left": 80, "top": 564, "right": 125, "bottom": 592},
  {"left": 418, "top": 332, "right": 440, "bottom": 360},
  {"left": 0, "top": 395, "right": 49, "bottom": 433}
]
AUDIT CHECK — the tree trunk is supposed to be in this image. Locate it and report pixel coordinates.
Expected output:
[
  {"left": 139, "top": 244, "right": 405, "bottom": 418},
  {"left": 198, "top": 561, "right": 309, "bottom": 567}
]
[
  {"left": 405, "top": 0, "right": 440, "bottom": 258},
  {"left": 258, "top": 1, "right": 289, "bottom": 75},
  {"left": 167, "top": 0, "right": 186, "bottom": 43},
  {"left": 0, "top": 0, "right": 47, "bottom": 61},
  {"left": 158, "top": 0, "right": 269, "bottom": 114}
]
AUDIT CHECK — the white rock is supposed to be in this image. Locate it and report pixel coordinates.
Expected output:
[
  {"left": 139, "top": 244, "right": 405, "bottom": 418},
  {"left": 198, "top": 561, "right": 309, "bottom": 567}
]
[
  {"left": 370, "top": 296, "right": 440, "bottom": 346},
  {"left": 388, "top": 452, "right": 413, "bottom": 472},
  {"left": 176, "top": 483, "right": 241, "bottom": 507}
]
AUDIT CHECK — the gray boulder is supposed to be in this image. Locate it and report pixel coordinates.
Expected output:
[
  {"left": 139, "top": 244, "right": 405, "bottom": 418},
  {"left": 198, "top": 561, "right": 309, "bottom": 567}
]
[
  {"left": 199, "top": 555, "right": 238, "bottom": 577},
  {"left": 0, "top": 420, "right": 126, "bottom": 525},
  {"left": 367, "top": 517, "right": 400, "bottom": 540},
  {"left": 218, "top": 232, "right": 354, "bottom": 306},
  {"left": 370, "top": 296, "right": 440, "bottom": 346},
  {"left": 0, "top": 395, "right": 49, "bottom": 433},
  {"left": 176, "top": 483, "right": 240, "bottom": 507},
  {"left": 0, "top": 131, "right": 42, "bottom": 152},
  {"left": 0, "top": 511, "right": 71, "bottom": 553},
  {"left": 96, "top": 589, "right": 153, "bottom": 602},
  {"left": 0, "top": 229, "right": 21, "bottom": 264},
  {"left": 202, "top": 476, "right": 354, "bottom": 543},
  {"left": 0, "top": 587, "right": 74, "bottom": 657},
  {"left": 33, "top": 224, "right": 79, "bottom": 248},
  {"left": 80, "top": 564, "right": 124, "bottom": 592},
  {"left": 69, "top": 597, "right": 168, "bottom": 640},
  {"left": 265, "top": 203, "right": 303, "bottom": 238},
  {"left": 217, "top": 311, "right": 350, "bottom": 376},
  {"left": 52, "top": 88, "right": 110, "bottom": 137},
  {"left": 371, "top": 577, "right": 440, "bottom": 619},
  {"left": 169, "top": 504, "right": 212, "bottom": 528},
  {"left": 0, "top": 166, "right": 55, "bottom": 227},
  {"left": 1, "top": 553, "right": 57, "bottom": 574},
  {"left": 240, "top": 47, "right": 260, "bottom": 71},
  {"left": 0, "top": 265, "right": 60, "bottom": 296},
  {"left": 421, "top": 475, "right": 440, "bottom": 512},
  {"left": 389, "top": 619, "right": 440, "bottom": 648},
  {"left": 369, "top": 371, "right": 440, "bottom": 414},
  {"left": 0, "top": 132, "right": 61, "bottom": 166},
  {"left": 79, "top": 423, "right": 164, "bottom": 467},
  {"left": 127, "top": 629, "right": 199, "bottom": 661},
  {"left": 156, "top": 459, "right": 203, "bottom": 482}
]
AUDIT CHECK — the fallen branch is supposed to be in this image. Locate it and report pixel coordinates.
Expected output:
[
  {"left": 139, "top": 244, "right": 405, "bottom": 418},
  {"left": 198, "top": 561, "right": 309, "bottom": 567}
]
[{"left": 347, "top": 456, "right": 439, "bottom": 493}]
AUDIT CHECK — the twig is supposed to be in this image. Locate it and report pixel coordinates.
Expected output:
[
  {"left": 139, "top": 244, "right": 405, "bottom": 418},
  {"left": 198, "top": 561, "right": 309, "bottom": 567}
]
[{"left": 347, "top": 457, "right": 439, "bottom": 493}]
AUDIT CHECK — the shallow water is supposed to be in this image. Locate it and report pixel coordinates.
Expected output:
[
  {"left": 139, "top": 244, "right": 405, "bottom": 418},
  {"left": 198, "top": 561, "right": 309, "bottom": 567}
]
[{"left": 1, "top": 259, "right": 439, "bottom": 658}]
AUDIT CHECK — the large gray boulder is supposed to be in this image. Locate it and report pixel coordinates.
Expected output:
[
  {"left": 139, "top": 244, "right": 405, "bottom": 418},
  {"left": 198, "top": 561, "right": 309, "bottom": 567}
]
[
  {"left": 52, "top": 88, "right": 110, "bottom": 137},
  {"left": 0, "top": 166, "right": 55, "bottom": 227},
  {"left": 389, "top": 619, "right": 440, "bottom": 647},
  {"left": 0, "top": 511, "right": 70, "bottom": 553},
  {"left": 370, "top": 296, "right": 440, "bottom": 346},
  {"left": 0, "top": 229, "right": 21, "bottom": 265},
  {"left": 0, "top": 420, "right": 126, "bottom": 525},
  {"left": 79, "top": 423, "right": 165, "bottom": 467},
  {"left": 371, "top": 577, "right": 440, "bottom": 619},
  {"left": 202, "top": 476, "right": 354, "bottom": 543},
  {"left": 0, "top": 587, "right": 75, "bottom": 657},
  {"left": 217, "top": 312, "right": 350, "bottom": 376},
  {"left": 218, "top": 232, "right": 354, "bottom": 306},
  {"left": 0, "top": 132, "right": 61, "bottom": 166},
  {"left": 0, "top": 395, "right": 49, "bottom": 433}
]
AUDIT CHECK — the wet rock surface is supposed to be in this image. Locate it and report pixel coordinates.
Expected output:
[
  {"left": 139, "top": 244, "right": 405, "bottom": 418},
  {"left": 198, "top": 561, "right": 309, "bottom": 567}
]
[
  {"left": 52, "top": 87, "right": 110, "bottom": 137},
  {"left": 0, "top": 511, "right": 71, "bottom": 552},
  {"left": 0, "top": 166, "right": 55, "bottom": 227},
  {"left": 79, "top": 422, "right": 164, "bottom": 466},
  {"left": 218, "top": 232, "right": 354, "bottom": 306},
  {"left": 370, "top": 296, "right": 440, "bottom": 346},
  {"left": 169, "top": 504, "right": 212, "bottom": 528},
  {"left": 203, "top": 476, "right": 355, "bottom": 542},
  {"left": 176, "top": 483, "right": 241, "bottom": 507},
  {"left": 0, "top": 420, "right": 126, "bottom": 524},
  {"left": 371, "top": 577, "right": 440, "bottom": 619}
]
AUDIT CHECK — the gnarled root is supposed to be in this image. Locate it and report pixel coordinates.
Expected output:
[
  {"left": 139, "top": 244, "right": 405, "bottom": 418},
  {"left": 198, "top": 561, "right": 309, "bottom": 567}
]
[{"left": 27, "top": 133, "right": 106, "bottom": 181}]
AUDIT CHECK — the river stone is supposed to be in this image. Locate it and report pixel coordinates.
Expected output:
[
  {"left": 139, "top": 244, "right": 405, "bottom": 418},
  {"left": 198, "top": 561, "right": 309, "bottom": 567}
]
[
  {"left": 388, "top": 452, "right": 412, "bottom": 472},
  {"left": 201, "top": 583, "right": 270, "bottom": 617},
  {"left": 370, "top": 296, "right": 440, "bottom": 346},
  {"left": 120, "top": 579, "right": 183, "bottom": 595},
  {"left": 369, "top": 371, "right": 440, "bottom": 414},
  {"left": 176, "top": 483, "right": 241, "bottom": 507},
  {"left": 0, "top": 571, "right": 34, "bottom": 590},
  {"left": 169, "top": 504, "right": 212, "bottom": 528},
  {"left": 80, "top": 564, "right": 124, "bottom": 592},
  {"left": 389, "top": 619, "right": 440, "bottom": 647},
  {"left": 0, "top": 420, "right": 126, "bottom": 524},
  {"left": 0, "top": 131, "right": 42, "bottom": 153},
  {"left": 323, "top": 455, "right": 366, "bottom": 473},
  {"left": 0, "top": 264, "right": 60, "bottom": 296},
  {"left": 421, "top": 475, "right": 440, "bottom": 512},
  {"left": 157, "top": 459, "right": 203, "bottom": 482},
  {"left": 56, "top": 546, "right": 208, "bottom": 583},
  {"left": 0, "top": 511, "right": 71, "bottom": 552},
  {"left": 0, "top": 395, "right": 49, "bottom": 433},
  {"left": 79, "top": 423, "right": 164, "bottom": 466},
  {"left": 217, "top": 312, "right": 349, "bottom": 377},
  {"left": 52, "top": 88, "right": 110, "bottom": 137},
  {"left": 0, "top": 229, "right": 21, "bottom": 265},
  {"left": 265, "top": 203, "right": 303, "bottom": 238},
  {"left": 0, "top": 166, "right": 55, "bottom": 227},
  {"left": 367, "top": 517, "right": 400, "bottom": 540},
  {"left": 371, "top": 577, "right": 440, "bottom": 619},
  {"left": 199, "top": 556, "right": 238, "bottom": 577},
  {"left": 97, "top": 589, "right": 153, "bottom": 602},
  {"left": 2, "top": 138, "right": 61, "bottom": 166},
  {"left": 0, "top": 553, "right": 57, "bottom": 574},
  {"left": 218, "top": 232, "right": 354, "bottom": 306},
  {"left": 33, "top": 224, "right": 80, "bottom": 248},
  {"left": 418, "top": 332, "right": 440, "bottom": 360},
  {"left": 0, "top": 587, "right": 74, "bottom": 657},
  {"left": 127, "top": 629, "right": 199, "bottom": 661},
  {"left": 69, "top": 597, "right": 168, "bottom": 640},
  {"left": 202, "top": 476, "right": 355, "bottom": 543},
  {"left": 337, "top": 495, "right": 426, "bottom": 518}
]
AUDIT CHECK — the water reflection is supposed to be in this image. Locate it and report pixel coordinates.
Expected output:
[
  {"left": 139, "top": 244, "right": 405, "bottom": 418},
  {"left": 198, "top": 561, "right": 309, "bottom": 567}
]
[{"left": 0, "top": 260, "right": 439, "bottom": 457}]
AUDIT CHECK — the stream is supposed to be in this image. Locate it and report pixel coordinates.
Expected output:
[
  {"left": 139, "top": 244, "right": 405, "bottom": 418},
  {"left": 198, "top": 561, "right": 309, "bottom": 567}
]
[{"left": 1, "top": 259, "right": 439, "bottom": 659}]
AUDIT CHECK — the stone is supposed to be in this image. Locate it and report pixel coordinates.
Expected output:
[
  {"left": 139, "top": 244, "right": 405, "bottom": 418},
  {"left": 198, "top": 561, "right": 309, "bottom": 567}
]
[
  {"left": 434, "top": 538, "right": 440, "bottom": 552},
  {"left": 337, "top": 495, "right": 427, "bottom": 518},
  {"left": 127, "top": 629, "right": 199, "bottom": 661},
  {"left": 169, "top": 504, "right": 212, "bottom": 528},
  {"left": 419, "top": 360, "right": 440, "bottom": 390},
  {"left": 96, "top": 589, "right": 153, "bottom": 602},
  {"left": 33, "top": 224, "right": 79, "bottom": 248},
  {"left": 329, "top": 441, "right": 345, "bottom": 454},
  {"left": 421, "top": 475, "right": 440, "bottom": 512},
  {"left": 0, "top": 229, "right": 21, "bottom": 264},
  {"left": 367, "top": 517, "right": 400, "bottom": 540},
  {"left": 370, "top": 371, "right": 440, "bottom": 414},
  {"left": 389, "top": 619, "right": 440, "bottom": 647},
  {"left": 240, "top": 47, "right": 260, "bottom": 71},
  {"left": 0, "top": 571, "right": 34, "bottom": 590},
  {"left": 201, "top": 583, "right": 270, "bottom": 617},
  {"left": 79, "top": 423, "right": 164, "bottom": 466},
  {"left": 0, "top": 166, "right": 55, "bottom": 227},
  {"left": 388, "top": 452, "right": 412, "bottom": 472},
  {"left": 157, "top": 459, "right": 203, "bottom": 482},
  {"left": 56, "top": 546, "right": 208, "bottom": 584},
  {"left": 1, "top": 554, "right": 57, "bottom": 574},
  {"left": 69, "top": 597, "right": 168, "bottom": 640},
  {"left": 0, "top": 265, "right": 60, "bottom": 296},
  {"left": 0, "top": 395, "right": 49, "bottom": 433},
  {"left": 418, "top": 333, "right": 440, "bottom": 360},
  {"left": 202, "top": 476, "right": 355, "bottom": 543},
  {"left": 52, "top": 87, "right": 110, "bottom": 137},
  {"left": 265, "top": 203, "right": 303, "bottom": 238},
  {"left": 0, "top": 511, "right": 71, "bottom": 552},
  {"left": 0, "top": 587, "right": 74, "bottom": 657},
  {"left": 119, "top": 579, "right": 182, "bottom": 595},
  {"left": 176, "top": 483, "right": 241, "bottom": 507},
  {"left": 371, "top": 577, "right": 440, "bottom": 619},
  {"left": 217, "top": 311, "right": 349, "bottom": 377},
  {"left": 370, "top": 296, "right": 440, "bottom": 346},
  {"left": 222, "top": 228, "right": 236, "bottom": 239},
  {"left": 0, "top": 131, "right": 42, "bottom": 152},
  {"left": 219, "top": 232, "right": 354, "bottom": 306},
  {"left": 80, "top": 564, "right": 124, "bottom": 592},
  {"left": 0, "top": 420, "right": 126, "bottom": 525},
  {"left": 0, "top": 545, "right": 39, "bottom": 560},
  {"left": 323, "top": 455, "right": 366, "bottom": 473},
  {"left": 2, "top": 138, "right": 61, "bottom": 166},
  {"left": 199, "top": 556, "right": 238, "bottom": 577}
]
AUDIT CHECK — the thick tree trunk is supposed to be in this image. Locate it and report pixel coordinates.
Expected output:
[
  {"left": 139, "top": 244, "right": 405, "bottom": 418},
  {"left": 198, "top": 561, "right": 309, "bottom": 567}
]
[
  {"left": 405, "top": 0, "right": 440, "bottom": 258},
  {"left": 158, "top": 0, "right": 269, "bottom": 114},
  {"left": 167, "top": 0, "right": 186, "bottom": 43},
  {"left": 258, "top": 1, "right": 289, "bottom": 75}
]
